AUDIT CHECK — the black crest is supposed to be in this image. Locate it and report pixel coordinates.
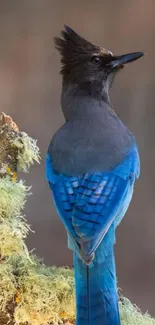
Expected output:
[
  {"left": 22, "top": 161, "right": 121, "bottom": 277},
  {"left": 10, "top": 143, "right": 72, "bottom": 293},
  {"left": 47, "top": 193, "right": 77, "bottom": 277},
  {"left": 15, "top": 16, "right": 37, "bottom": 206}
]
[{"left": 54, "top": 25, "right": 100, "bottom": 76}]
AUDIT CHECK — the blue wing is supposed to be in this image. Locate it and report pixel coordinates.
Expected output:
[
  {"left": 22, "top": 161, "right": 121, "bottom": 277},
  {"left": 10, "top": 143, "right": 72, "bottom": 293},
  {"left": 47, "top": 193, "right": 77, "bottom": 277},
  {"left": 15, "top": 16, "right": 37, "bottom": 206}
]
[
  {"left": 72, "top": 172, "right": 130, "bottom": 260},
  {"left": 46, "top": 145, "right": 140, "bottom": 262}
]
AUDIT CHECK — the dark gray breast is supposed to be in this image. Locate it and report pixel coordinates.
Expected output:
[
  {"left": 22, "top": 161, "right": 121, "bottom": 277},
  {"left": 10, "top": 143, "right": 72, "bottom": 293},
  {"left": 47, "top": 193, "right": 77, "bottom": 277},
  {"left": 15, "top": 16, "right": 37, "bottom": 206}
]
[{"left": 48, "top": 107, "right": 134, "bottom": 176}]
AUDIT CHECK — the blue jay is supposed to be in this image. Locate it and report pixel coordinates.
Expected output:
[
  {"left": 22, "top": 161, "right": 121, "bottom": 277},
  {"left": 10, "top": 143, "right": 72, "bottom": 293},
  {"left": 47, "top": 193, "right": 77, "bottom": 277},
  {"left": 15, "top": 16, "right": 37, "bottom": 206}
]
[{"left": 46, "top": 26, "right": 143, "bottom": 325}]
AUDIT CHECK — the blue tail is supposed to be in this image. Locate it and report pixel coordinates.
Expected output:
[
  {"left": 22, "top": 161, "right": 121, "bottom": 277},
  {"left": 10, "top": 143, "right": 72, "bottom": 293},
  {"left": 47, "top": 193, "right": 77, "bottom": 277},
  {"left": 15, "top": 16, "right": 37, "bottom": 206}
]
[{"left": 73, "top": 240, "right": 120, "bottom": 325}]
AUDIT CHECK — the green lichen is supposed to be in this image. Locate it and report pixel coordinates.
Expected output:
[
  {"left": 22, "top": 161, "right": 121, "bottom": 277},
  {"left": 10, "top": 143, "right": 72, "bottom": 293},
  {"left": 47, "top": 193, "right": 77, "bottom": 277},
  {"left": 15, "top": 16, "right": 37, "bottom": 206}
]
[
  {"left": 120, "top": 297, "right": 155, "bottom": 325},
  {"left": 0, "top": 220, "right": 30, "bottom": 258},
  {"left": 0, "top": 178, "right": 29, "bottom": 220},
  {"left": 13, "top": 132, "right": 40, "bottom": 172},
  {"left": 0, "top": 263, "right": 17, "bottom": 311},
  {"left": 14, "top": 260, "right": 75, "bottom": 325}
]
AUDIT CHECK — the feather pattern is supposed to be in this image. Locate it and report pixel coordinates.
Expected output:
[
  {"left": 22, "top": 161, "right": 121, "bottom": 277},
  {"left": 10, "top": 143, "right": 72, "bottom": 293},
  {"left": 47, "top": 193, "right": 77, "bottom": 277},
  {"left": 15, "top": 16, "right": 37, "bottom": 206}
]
[{"left": 46, "top": 144, "right": 139, "bottom": 262}]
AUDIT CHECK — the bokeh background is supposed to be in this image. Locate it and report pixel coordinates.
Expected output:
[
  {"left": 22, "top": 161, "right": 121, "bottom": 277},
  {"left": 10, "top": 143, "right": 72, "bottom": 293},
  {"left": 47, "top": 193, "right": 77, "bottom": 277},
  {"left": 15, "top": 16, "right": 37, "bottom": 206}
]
[{"left": 0, "top": 0, "right": 154, "bottom": 316}]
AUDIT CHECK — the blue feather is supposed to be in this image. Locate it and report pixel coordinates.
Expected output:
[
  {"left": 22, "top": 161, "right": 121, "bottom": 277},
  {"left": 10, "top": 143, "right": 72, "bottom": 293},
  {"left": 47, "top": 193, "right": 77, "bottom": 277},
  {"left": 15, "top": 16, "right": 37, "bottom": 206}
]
[{"left": 46, "top": 145, "right": 139, "bottom": 260}]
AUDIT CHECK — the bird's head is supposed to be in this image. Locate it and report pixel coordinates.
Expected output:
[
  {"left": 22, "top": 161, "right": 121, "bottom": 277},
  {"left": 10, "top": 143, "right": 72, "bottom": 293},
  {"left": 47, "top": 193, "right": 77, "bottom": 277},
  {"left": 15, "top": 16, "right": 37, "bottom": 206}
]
[{"left": 55, "top": 25, "right": 144, "bottom": 100}]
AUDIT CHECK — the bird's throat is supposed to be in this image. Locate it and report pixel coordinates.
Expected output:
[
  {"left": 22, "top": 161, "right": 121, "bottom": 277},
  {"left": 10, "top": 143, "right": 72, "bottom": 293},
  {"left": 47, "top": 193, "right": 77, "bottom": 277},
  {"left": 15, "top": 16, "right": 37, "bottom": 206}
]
[{"left": 61, "top": 83, "right": 112, "bottom": 122}]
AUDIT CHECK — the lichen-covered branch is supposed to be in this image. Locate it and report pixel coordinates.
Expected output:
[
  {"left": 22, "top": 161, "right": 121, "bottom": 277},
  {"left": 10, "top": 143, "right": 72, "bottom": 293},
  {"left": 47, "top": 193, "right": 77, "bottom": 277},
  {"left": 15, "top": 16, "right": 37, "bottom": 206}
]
[
  {"left": 0, "top": 112, "right": 39, "bottom": 177},
  {"left": 0, "top": 112, "right": 19, "bottom": 177},
  {"left": 0, "top": 113, "right": 154, "bottom": 325}
]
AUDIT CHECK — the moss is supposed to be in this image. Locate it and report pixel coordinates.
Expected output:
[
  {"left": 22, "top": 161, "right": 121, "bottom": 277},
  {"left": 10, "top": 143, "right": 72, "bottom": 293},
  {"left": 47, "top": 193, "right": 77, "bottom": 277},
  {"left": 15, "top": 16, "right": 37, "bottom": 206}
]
[{"left": 13, "top": 132, "right": 40, "bottom": 172}]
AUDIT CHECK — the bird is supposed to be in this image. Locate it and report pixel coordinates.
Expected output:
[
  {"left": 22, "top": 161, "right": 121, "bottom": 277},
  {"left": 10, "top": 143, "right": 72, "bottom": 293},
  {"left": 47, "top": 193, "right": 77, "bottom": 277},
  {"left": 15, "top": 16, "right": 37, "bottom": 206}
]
[{"left": 46, "top": 25, "right": 144, "bottom": 325}]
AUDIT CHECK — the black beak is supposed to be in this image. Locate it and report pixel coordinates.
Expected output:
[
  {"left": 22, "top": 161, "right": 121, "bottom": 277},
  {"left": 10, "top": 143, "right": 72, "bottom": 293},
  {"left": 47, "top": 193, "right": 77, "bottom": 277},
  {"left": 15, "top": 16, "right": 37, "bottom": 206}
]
[{"left": 108, "top": 52, "right": 144, "bottom": 68}]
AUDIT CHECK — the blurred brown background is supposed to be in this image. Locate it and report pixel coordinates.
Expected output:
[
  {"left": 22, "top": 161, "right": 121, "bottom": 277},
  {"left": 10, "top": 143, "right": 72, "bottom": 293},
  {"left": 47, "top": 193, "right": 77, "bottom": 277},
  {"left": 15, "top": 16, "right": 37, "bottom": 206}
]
[{"left": 0, "top": 0, "right": 154, "bottom": 316}]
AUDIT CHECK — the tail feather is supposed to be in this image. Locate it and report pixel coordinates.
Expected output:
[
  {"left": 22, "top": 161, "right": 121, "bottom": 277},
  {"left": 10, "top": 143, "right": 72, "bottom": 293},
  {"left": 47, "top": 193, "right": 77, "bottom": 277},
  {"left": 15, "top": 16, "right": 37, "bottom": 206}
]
[{"left": 73, "top": 239, "right": 120, "bottom": 325}]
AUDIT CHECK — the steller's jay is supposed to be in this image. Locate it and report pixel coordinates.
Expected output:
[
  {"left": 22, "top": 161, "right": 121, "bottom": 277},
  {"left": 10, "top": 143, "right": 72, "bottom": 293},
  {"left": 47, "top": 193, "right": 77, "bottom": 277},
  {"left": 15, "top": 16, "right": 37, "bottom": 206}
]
[{"left": 46, "top": 26, "right": 144, "bottom": 325}]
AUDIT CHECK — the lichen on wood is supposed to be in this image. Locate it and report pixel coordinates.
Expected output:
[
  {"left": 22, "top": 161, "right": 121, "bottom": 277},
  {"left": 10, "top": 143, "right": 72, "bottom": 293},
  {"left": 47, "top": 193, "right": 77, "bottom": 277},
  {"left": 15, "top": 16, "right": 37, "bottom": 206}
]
[
  {"left": 0, "top": 112, "right": 19, "bottom": 177},
  {"left": 0, "top": 112, "right": 40, "bottom": 177}
]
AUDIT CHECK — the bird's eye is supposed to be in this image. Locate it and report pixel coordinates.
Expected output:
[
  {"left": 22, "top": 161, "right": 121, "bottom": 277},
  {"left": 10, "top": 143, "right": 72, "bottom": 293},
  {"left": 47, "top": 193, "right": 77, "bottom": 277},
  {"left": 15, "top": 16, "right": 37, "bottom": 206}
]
[{"left": 91, "top": 55, "right": 101, "bottom": 64}]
